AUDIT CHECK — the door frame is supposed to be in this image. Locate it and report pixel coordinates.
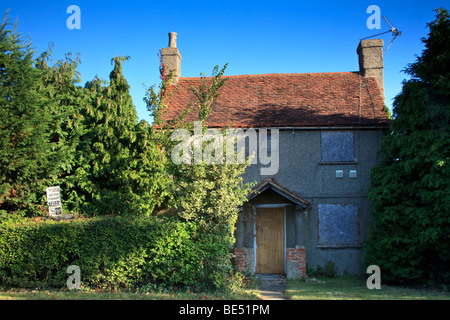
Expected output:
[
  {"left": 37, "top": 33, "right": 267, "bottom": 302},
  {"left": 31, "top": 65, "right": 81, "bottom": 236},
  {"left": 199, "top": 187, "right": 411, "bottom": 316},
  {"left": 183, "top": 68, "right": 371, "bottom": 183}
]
[{"left": 253, "top": 204, "right": 289, "bottom": 274}]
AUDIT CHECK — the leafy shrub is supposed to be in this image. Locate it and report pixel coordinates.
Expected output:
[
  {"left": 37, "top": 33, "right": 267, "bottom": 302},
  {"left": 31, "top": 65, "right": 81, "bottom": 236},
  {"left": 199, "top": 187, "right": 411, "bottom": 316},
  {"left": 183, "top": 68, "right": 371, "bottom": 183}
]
[{"left": 0, "top": 216, "right": 232, "bottom": 290}]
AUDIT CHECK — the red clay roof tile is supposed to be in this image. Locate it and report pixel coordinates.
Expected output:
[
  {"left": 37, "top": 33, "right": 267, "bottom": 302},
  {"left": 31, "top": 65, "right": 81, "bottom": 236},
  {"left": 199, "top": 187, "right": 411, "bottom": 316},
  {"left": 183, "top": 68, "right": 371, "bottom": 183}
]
[{"left": 162, "top": 72, "right": 389, "bottom": 128}]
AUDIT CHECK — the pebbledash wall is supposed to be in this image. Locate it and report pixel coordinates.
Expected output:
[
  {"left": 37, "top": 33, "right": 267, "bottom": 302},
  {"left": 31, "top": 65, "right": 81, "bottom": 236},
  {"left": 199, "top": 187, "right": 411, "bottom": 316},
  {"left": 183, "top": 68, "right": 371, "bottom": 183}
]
[{"left": 233, "top": 129, "right": 384, "bottom": 279}]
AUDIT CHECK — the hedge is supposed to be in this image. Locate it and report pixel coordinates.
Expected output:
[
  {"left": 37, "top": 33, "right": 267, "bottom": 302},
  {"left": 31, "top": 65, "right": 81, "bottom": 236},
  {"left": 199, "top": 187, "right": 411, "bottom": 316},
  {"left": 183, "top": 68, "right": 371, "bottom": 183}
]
[{"left": 0, "top": 215, "right": 230, "bottom": 290}]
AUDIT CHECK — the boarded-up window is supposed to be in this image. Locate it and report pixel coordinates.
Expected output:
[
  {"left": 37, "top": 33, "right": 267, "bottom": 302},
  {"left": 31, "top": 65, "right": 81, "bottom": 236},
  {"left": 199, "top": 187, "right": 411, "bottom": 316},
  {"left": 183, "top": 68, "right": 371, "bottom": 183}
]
[
  {"left": 321, "top": 131, "right": 354, "bottom": 162},
  {"left": 318, "top": 204, "right": 359, "bottom": 246}
]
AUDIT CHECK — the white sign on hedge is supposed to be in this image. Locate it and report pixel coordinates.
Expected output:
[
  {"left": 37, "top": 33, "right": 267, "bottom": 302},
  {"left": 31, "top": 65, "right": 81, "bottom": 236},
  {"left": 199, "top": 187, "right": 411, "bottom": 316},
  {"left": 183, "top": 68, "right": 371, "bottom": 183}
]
[{"left": 46, "top": 186, "right": 62, "bottom": 216}]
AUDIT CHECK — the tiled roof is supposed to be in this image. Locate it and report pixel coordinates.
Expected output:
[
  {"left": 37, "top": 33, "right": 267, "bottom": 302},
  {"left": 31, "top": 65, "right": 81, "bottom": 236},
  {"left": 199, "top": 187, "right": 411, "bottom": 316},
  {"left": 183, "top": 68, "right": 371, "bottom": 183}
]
[{"left": 162, "top": 72, "right": 389, "bottom": 128}]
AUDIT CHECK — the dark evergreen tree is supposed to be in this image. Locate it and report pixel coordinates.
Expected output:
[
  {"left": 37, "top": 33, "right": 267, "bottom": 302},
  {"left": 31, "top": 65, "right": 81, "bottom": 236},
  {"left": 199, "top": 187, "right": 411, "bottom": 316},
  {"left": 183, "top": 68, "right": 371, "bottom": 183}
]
[
  {"left": 75, "top": 56, "right": 169, "bottom": 215},
  {"left": 0, "top": 14, "right": 64, "bottom": 218},
  {"left": 364, "top": 8, "right": 450, "bottom": 285},
  {"left": 35, "top": 46, "right": 87, "bottom": 214}
]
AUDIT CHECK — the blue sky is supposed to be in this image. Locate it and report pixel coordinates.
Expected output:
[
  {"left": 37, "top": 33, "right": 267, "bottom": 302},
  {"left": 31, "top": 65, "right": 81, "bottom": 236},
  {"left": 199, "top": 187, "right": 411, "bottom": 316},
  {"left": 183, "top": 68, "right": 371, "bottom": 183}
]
[{"left": 1, "top": 1, "right": 445, "bottom": 123}]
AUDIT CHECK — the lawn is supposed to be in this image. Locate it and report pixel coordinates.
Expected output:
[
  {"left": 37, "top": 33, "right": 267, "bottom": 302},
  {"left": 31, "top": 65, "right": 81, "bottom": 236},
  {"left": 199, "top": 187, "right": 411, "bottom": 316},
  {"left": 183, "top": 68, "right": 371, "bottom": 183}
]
[
  {"left": 0, "top": 275, "right": 262, "bottom": 300},
  {"left": 0, "top": 287, "right": 261, "bottom": 300},
  {"left": 286, "top": 275, "right": 450, "bottom": 300},
  {"left": 2, "top": 275, "right": 449, "bottom": 300}
]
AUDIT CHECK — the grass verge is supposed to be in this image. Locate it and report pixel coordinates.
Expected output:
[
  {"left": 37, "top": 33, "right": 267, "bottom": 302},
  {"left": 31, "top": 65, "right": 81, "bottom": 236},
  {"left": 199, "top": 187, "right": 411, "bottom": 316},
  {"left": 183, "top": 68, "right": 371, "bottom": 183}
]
[
  {"left": 0, "top": 287, "right": 261, "bottom": 300},
  {"left": 3, "top": 275, "right": 449, "bottom": 300},
  {"left": 0, "top": 275, "right": 261, "bottom": 300},
  {"left": 286, "top": 275, "right": 450, "bottom": 300}
]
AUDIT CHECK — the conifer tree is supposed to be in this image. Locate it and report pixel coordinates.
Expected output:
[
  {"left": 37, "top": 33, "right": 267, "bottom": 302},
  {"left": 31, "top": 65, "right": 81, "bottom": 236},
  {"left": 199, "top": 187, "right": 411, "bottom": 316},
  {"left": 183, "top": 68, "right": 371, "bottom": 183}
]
[
  {"left": 35, "top": 46, "right": 87, "bottom": 213},
  {"left": 0, "top": 14, "right": 62, "bottom": 217},
  {"left": 76, "top": 56, "right": 169, "bottom": 215},
  {"left": 364, "top": 8, "right": 450, "bottom": 285}
]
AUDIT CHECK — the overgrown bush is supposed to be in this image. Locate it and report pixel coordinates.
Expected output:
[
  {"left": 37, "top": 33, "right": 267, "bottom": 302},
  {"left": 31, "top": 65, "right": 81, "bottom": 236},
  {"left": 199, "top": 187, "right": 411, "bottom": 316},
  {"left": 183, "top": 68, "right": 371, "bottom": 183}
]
[{"left": 0, "top": 216, "right": 233, "bottom": 290}]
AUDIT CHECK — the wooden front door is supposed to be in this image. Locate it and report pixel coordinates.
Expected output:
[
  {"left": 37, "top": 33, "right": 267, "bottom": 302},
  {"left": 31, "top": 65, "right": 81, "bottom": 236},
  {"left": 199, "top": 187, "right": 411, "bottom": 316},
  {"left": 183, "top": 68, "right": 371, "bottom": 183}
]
[{"left": 256, "top": 207, "right": 285, "bottom": 274}]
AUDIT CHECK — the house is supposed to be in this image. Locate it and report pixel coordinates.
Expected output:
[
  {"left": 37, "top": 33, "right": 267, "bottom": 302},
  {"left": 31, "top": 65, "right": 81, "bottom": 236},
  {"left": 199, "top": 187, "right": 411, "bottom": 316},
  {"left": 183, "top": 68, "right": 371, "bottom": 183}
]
[{"left": 159, "top": 32, "right": 389, "bottom": 278}]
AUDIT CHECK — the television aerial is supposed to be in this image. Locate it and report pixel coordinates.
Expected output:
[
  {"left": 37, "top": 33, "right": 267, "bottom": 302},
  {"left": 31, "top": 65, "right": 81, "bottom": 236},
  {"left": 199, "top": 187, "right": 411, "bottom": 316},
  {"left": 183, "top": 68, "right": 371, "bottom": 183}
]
[{"left": 361, "top": 16, "right": 402, "bottom": 54}]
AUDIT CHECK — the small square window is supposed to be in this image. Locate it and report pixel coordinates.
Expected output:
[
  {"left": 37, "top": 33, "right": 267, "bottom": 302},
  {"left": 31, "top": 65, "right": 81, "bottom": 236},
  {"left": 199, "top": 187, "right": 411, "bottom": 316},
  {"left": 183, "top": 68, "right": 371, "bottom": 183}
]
[{"left": 321, "top": 131, "right": 354, "bottom": 162}]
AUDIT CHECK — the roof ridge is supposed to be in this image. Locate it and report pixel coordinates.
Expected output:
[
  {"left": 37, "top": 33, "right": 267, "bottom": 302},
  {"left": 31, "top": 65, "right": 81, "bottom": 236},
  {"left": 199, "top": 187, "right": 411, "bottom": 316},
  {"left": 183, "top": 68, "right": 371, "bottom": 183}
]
[{"left": 179, "top": 71, "right": 359, "bottom": 80}]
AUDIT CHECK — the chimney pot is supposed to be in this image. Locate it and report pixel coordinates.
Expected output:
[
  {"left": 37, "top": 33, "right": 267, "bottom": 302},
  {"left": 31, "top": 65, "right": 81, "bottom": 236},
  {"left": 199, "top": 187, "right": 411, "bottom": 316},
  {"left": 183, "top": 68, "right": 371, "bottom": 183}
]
[{"left": 169, "top": 32, "right": 178, "bottom": 48}]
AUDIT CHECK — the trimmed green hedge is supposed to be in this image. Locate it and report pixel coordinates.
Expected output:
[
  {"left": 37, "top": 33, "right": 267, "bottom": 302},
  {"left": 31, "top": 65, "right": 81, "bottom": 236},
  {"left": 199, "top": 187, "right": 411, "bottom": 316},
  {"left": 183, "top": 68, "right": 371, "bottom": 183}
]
[{"left": 0, "top": 216, "right": 230, "bottom": 290}]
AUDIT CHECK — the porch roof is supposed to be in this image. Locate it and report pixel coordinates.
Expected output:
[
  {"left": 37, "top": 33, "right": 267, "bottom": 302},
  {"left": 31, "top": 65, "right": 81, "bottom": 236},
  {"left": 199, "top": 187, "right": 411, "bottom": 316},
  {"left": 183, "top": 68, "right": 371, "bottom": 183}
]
[{"left": 247, "top": 178, "right": 310, "bottom": 209}]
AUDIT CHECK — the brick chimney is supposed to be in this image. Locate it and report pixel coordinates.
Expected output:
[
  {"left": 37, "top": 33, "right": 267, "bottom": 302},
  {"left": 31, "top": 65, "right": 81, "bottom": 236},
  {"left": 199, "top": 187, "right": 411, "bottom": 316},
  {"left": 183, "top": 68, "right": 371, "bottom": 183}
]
[
  {"left": 357, "top": 39, "right": 384, "bottom": 100},
  {"left": 161, "top": 32, "right": 182, "bottom": 84}
]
